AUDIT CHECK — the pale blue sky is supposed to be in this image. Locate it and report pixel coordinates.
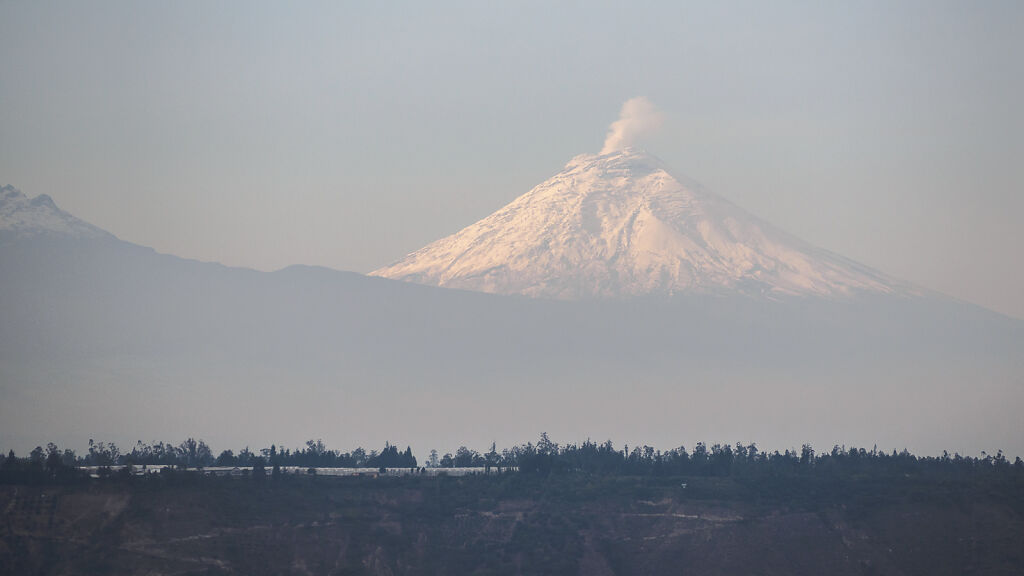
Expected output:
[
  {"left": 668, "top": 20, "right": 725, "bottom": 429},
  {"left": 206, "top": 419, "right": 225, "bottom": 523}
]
[{"left": 1, "top": 1, "right": 1022, "bottom": 317}]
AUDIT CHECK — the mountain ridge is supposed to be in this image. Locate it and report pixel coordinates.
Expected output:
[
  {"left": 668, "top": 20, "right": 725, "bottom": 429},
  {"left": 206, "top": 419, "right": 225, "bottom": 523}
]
[
  {"left": 0, "top": 184, "right": 112, "bottom": 240},
  {"left": 0, "top": 182, "right": 1022, "bottom": 457}
]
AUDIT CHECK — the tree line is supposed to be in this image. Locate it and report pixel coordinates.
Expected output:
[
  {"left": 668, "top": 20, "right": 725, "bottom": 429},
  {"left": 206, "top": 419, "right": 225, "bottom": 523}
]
[
  {"left": 2, "top": 433, "right": 1022, "bottom": 485},
  {"left": 0, "top": 438, "right": 417, "bottom": 484}
]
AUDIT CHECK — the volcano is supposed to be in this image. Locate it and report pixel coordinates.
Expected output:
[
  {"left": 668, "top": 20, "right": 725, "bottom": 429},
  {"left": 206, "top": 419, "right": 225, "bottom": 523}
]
[
  {"left": 1, "top": 149, "right": 1021, "bottom": 458},
  {"left": 372, "top": 148, "right": 904, "bottom": 300}
]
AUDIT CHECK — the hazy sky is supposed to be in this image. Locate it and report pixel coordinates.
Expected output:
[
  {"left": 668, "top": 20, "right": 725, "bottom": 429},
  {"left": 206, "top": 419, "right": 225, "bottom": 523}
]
[{"left": 2, "top": 1, "right": 1022, "bottom": 318}]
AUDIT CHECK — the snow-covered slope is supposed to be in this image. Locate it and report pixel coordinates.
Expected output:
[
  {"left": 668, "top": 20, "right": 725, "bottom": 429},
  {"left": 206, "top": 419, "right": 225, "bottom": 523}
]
[
  {"left": 0, "top": 184, "right": 111, "bottom": 240},
  {"left": 373, "top": 149, "right": 904, "bottom": 300}
]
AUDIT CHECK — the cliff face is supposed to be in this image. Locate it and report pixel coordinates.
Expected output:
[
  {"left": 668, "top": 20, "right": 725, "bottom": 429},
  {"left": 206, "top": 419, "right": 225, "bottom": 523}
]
[{"left": 3, "top": 474, "right": 1022, "bottom": 575}]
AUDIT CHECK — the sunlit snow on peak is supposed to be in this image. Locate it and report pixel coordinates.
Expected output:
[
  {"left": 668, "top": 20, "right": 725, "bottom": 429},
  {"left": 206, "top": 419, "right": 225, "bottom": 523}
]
[
  {"left": 371, "top": 151, "right": 903, "bottom": 300},
  {"left": 0, "top": 184, "right": 111, "bottom": 240}
]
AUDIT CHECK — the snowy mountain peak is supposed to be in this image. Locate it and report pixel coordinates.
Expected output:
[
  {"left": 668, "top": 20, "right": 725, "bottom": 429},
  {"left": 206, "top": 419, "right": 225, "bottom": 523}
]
[
  {"left": 371, "top": 149, "right": 903, "bottom": 300},
  {"left": 0, "top": 184, "right": 112, "bottom": 240}
]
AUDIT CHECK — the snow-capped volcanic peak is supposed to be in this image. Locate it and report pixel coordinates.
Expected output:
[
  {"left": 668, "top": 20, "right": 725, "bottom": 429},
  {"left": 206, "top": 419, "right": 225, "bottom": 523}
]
[
  {"left": 0, "top": 184, "right": 111, "bottom": 240},
  {"left": 372, "top": 148, "right": 900, "bottom": 300}
]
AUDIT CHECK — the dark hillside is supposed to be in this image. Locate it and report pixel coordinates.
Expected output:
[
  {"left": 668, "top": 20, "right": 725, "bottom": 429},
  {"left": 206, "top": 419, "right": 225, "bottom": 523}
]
[{"left": 2, "top": 472, "right": 1022, "bottom": 575}]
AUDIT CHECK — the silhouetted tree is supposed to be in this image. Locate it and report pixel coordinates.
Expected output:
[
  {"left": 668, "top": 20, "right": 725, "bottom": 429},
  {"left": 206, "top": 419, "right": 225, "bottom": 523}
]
[{"left": 216, "top": 450, "right": 237, "bottom": 466}]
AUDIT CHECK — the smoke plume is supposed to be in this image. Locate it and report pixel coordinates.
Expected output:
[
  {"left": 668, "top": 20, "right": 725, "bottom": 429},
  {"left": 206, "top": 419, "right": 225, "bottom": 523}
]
[{"left": 600, "top": 97, "right": 664, "bottom": 154}]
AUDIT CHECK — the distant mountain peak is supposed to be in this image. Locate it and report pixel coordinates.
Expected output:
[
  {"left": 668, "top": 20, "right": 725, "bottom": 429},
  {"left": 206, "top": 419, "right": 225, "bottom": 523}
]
[
  {"left": 0, "top": 184, "right": 112, "bottom": 240},
  {"left": 372, "top": 149, "right": 904, "bottom": 300}
]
